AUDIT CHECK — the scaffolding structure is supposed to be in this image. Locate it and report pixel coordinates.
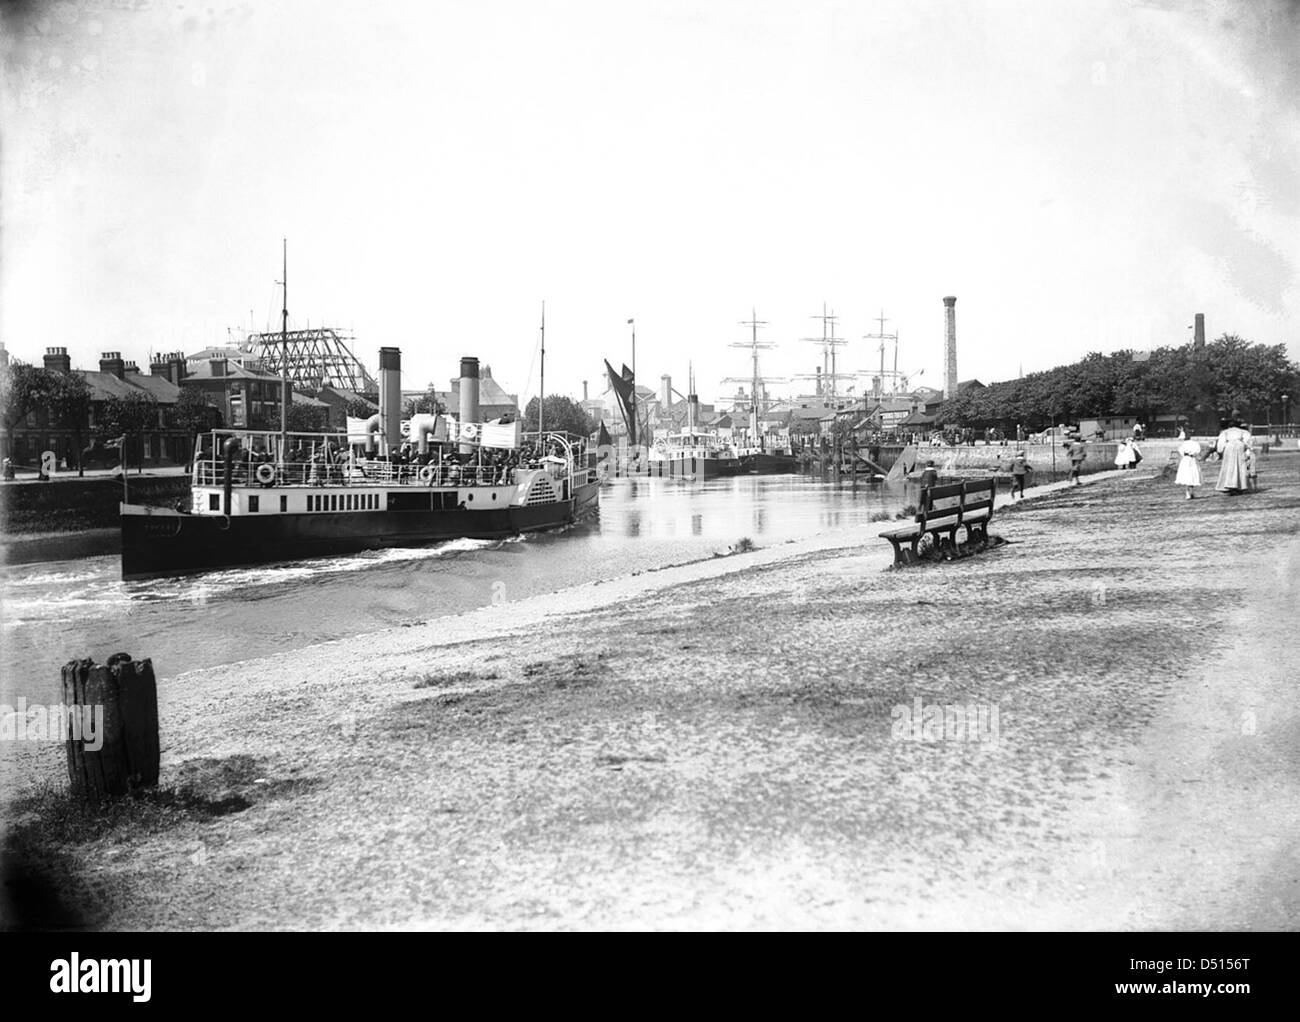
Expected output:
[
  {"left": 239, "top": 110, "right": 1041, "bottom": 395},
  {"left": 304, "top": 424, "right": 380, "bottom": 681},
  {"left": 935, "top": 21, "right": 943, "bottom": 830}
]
[{"left": 246, "top": 327, "right": 377, "bottom": 394}]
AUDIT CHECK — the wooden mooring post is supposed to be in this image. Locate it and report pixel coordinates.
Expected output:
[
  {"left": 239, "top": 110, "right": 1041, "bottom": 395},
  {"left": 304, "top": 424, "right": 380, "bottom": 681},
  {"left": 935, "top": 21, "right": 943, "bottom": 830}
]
[{"left": 62, "top": 655, "right": 160, "bottom": 801}]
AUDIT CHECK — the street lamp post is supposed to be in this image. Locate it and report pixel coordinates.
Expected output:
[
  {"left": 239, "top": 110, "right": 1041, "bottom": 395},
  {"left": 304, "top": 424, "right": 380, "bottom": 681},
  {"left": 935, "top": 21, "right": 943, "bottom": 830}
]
[{"left": 1283, "top": 393, "right": 1290, "bottom": 433}]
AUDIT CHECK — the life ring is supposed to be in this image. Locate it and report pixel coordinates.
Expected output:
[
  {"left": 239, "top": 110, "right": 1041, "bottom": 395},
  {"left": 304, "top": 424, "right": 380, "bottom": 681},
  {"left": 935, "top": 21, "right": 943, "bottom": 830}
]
[
  {"left": 255, "top": 463, "right": 276, "bottom": 486},
  {"left": 461, "top": 423, "right": 479, "bottom": 440},
  {"left": 418, "top": 465, "right": 436, "bottom": 485}
]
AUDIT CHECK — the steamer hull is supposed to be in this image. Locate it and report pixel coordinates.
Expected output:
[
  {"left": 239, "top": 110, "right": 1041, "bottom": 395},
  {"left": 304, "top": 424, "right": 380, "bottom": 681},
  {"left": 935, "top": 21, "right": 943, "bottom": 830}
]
[
  {"left": 121, "top": 480, "right": 600, "bottom": 580},
  {"left": 736, "top": 452, "right": 797, "bottom": 474}
]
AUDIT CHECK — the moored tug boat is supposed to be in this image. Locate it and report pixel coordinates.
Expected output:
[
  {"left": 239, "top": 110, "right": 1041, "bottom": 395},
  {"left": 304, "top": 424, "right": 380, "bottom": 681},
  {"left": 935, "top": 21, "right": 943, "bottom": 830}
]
[
  {"left": 645, "top": 369, "right": 740, "bottom": 480},
  {"left": 647, "top": 426, "right": 740, "bottom": 480}
]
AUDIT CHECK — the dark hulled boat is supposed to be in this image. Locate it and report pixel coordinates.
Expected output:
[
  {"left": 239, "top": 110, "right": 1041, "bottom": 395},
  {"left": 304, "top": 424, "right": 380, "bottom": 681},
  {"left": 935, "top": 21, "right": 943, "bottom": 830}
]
[{"left": 120, "top": 428, "right": 599, "bottom": 579}]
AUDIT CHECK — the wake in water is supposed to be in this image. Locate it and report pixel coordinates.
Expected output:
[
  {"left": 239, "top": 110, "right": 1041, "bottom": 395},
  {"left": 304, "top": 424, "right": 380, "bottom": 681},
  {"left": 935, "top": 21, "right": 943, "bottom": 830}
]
[{"left": 2, "top": 536, "right": 500, "bottom": 624}]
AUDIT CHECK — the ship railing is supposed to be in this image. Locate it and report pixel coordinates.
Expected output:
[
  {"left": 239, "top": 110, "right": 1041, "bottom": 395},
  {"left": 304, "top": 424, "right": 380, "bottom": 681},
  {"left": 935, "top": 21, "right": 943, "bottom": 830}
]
[
  {"left": 192, "top": 456, "right": 572, "bottom": 490},
  {"left": 191, "top": 428, "right": 586, "bottom": 492}
]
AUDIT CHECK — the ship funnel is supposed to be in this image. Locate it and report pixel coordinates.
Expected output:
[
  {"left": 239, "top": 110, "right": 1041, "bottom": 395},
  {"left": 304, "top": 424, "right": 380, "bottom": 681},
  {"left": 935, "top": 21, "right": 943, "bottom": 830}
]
[
  {"left": 459, "top": 356, "right": 480, "bottom": 455},
  {"left": 379, "top": 347, "right": 402, "bottom": 457}
]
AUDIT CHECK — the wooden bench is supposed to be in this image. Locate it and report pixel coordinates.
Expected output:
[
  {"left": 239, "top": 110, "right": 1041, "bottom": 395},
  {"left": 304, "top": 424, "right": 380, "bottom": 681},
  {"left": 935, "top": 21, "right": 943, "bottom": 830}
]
[{"left": 878, "top": 478, "right": 997, "bottom": 567}]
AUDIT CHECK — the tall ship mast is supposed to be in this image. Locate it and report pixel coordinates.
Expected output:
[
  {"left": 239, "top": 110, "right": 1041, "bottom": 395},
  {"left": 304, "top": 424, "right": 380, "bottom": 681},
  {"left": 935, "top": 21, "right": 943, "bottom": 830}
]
[
  {"left": 860, "top": 309, "right": 924, "bottom": 400},
  {"left": 720, "top": 310, "right": 796, "bottom": 474},
  {"left": 795, "top": 302, "right": 855, "bottom": 403}
]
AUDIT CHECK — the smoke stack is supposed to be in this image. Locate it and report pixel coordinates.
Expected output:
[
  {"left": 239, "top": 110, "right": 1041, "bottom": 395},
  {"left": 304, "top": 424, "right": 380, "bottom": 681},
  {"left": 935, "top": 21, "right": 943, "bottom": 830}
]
[
  {"left": 661, "top": 374, "right": 672, "bottom": 409},
  {"left": 583, "top": 380, "right": 589, "bottom": 402},
  {"left": 943, "top": 296, "right": 958, "bottom": 399},
  {"left": 44, "top": 347, "right": 72, "bottom": 373},
  {"left": 100, "top": 351, "right": 125, "bottom": 379},
  {"left": 378, "top": 347, "right": 401, "bottom": 457},
  {"left": 1193, "top": 313, "right": 1205, "bottom": 348},
  {"left": 458, "top": 356, "right": 480, "bottom": 455}
]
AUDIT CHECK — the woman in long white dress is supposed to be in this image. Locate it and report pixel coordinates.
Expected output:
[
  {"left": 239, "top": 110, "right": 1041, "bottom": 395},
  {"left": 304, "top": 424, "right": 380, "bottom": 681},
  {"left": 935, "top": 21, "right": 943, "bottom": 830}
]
[
  {"left": 1214, "top": 420, "right": 1251, "bottom": 494},
  {"left": 1175, "top": 432, "right": 1202, "bottom": 499},
  {"left": 1114, "top": 438, "right": 1134, "bottom": 469}
]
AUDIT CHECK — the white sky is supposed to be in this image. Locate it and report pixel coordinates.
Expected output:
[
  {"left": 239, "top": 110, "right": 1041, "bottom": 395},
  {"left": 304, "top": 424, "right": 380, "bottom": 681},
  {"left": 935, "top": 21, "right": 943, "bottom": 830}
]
[{"left": 2, "top": 0, "right": 1297, "bottom": 407}]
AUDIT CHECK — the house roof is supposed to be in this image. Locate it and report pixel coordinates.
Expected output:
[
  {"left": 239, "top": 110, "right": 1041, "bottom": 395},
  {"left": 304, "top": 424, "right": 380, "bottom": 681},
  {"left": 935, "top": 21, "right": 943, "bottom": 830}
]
[
  {"left": 955, "top": 379, "right": 985, "bottom": 392},
  {"left": 292, "top": 391, "right": 330, "bottom": 408},
  {"left": 899, "top": 410, "right": 941, "bottom": 426},
  {"left": 123, "top": 371, "right": 181, "bottom": 403},
  {"left": 320, "top": 386, "right": 379, "bottom": 409},
  {"left": 78, "top": 370, "right": 149, "bottom": 402},
  {"left": 186, "top": 346, "right": 257, "bottom": 363},
  {"left": 183, "top": 359, "right": 282, "bottom": 382}
]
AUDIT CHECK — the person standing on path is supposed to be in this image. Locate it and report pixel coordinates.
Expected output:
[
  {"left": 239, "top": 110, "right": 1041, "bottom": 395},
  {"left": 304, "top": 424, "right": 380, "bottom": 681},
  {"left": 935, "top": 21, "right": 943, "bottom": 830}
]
[
  {"left": 1068, "top": 438, "right": 1086, "bottom": 485},
  {"left": 1175, "top": 430, "right": 1202, "bottom": 499},
  {"left": 1010, "top": 450, "right": 1031, "bottom": 498},
  {"left": 1215, "top": 419, "right": 1251, "bottom": 494}
]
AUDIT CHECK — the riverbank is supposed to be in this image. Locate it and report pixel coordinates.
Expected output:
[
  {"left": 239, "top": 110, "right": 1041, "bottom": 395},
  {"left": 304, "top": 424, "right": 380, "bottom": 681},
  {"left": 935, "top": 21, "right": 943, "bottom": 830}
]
[{"left": 3, "top": 461, "right": 1297, "bottom": 930}]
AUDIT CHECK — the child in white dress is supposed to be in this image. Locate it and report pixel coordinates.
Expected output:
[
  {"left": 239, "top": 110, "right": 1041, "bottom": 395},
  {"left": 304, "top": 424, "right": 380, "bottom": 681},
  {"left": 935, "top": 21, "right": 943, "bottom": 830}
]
[{"left": 1175, "top": 433, "right": 1202, "bottom": 499}]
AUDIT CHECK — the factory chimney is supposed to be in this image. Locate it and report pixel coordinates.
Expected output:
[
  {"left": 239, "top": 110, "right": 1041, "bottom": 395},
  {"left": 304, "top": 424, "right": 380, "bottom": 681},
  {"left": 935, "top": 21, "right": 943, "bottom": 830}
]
[
  {"left": 378, "top": 347, "right": 402, "bottom": 457},
  {"left": 458, "top": 356, "right": 480, "bottom": 455},
  {"left": 661, "top": 374, "right": 672, "bottom": 410},
  {"left": 1193, "top": 313, "right": 1205, "bottom": 349},
  {"left": 943, "top": 296, "right": 958, "bottom": 399}
]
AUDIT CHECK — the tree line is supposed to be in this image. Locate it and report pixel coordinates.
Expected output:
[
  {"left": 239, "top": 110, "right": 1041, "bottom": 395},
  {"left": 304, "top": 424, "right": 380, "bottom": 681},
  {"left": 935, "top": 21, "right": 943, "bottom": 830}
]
[{"left": 940, "top": 336, "right": 1298, "bottom": 431}]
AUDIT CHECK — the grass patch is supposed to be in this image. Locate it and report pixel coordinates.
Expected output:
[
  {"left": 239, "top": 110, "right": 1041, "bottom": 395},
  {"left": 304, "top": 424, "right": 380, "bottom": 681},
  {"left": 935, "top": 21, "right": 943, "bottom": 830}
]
[{"left": 412, "top": 669, "right": 501, "bottom": 689}]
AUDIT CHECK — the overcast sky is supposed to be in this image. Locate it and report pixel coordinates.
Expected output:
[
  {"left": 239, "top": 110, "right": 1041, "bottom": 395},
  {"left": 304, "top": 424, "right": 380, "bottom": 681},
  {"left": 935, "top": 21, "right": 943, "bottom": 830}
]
[{"left": 3, "top": 0, "right": 1296, "bottom": 407}]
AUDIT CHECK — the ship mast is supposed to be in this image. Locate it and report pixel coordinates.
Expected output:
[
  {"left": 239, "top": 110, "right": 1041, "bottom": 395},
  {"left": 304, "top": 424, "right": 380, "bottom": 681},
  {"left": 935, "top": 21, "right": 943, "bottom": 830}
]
[
  {"left": 862, "top": 308, "right": 901, "bottom": 400},
  {"left": 539, "top": 301, "right": 546, "bottom": 435},
  {"left": 724, "top": 310, "right": 784, "bottom": 447},
  {"left": 796, "top": 302, "right": 852, "bottom": 403},
  {"left": 279, "top": 238, "right": 288, "bottom": 455}
]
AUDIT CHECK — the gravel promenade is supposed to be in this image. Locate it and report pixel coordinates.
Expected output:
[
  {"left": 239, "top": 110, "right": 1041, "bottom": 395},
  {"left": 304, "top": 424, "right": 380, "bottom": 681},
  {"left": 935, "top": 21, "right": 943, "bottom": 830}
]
[{"left": 4, "top": 458, "right": 1299, "bottom": 930}]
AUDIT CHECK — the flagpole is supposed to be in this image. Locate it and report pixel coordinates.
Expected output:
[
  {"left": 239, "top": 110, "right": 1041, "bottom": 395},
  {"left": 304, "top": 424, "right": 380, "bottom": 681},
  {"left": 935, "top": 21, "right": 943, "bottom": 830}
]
[{"left": 628, "top": 317, "right": 637, "bottom": 451}]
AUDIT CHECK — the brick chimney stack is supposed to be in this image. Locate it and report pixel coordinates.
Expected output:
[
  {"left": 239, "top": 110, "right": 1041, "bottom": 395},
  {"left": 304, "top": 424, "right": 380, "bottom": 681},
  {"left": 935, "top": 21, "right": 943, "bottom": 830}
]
[
  {"left": 44, "top": 346, "right": 72, "bottom": 373},
  {"left": 100, "top": 351, "right": 126, "bottom": 378}
]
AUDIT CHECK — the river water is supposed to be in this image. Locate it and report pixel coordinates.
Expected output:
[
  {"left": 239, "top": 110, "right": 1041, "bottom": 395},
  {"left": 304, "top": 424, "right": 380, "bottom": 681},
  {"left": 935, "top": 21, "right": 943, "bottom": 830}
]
[{"left": 1, "top": 474, "right": 913, "bottom": 703}]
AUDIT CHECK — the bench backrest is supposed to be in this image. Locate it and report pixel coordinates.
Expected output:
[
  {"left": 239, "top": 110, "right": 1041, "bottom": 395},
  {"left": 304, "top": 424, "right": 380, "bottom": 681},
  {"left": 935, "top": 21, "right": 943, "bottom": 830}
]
[{"left": 918, "top": 478, "right": 996, "bottom": 531}]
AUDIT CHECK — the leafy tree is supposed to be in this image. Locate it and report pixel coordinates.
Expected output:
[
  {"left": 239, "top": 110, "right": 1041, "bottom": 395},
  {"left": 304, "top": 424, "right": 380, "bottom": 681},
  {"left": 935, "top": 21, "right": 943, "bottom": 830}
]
[
  {"left": 97, "top": 390, "right": 157, "bottom": 474},
  {"left": 172, "top": 387, "right": 220, "bottom": 459},
  {"left": 0, "top": 365, "right": 92, "bottom": 472},
  {"left": 48, "top": 372, "right": 92, "bottom": 475},
  {"left": 344, "top": 397, "right": 377, "bottom": 420},
  {"left": 523, "top": 395, "right": 594, "bottom": 438},
  {"left": 286, "top": 400, "right": 328, "bottom": 432},
  {"left": 0, "top": 364, "right": 47, "bottom": 434},
  {"left": 403, "top": 387, "right": 443, "bottom": 417}
]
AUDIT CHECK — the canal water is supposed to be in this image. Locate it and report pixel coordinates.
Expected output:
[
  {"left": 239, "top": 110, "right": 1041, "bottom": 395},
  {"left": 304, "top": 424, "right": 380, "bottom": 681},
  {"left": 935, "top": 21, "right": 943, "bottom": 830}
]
[{"left": 1, "top": 474, "right": 913, "bottom": 702}]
